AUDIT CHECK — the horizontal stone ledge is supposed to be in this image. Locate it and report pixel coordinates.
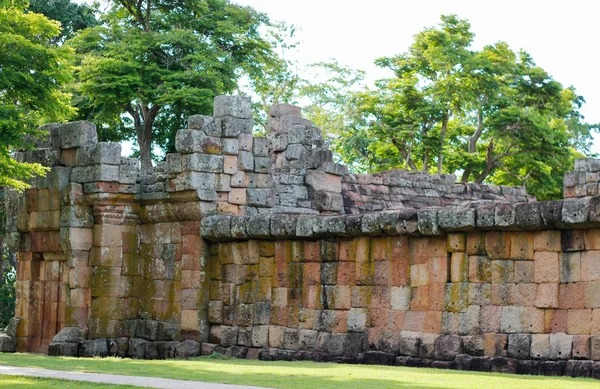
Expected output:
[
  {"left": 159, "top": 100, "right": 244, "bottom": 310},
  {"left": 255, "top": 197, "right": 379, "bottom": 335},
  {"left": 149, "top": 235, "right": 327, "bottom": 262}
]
[{"left": 201, "top": 196, "right": 600, "bottom": 241}]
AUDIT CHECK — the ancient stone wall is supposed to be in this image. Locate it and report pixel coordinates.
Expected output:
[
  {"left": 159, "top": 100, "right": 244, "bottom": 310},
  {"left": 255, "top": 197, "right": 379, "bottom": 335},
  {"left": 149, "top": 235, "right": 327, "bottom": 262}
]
[
  {"left": 2, "top": 95, "right": 600, "bottom": 379},
  {"left": 342, "top": 172, "right": 532, "bottom": 213},
  {"left": 199, "top": 201, "right": 600, "bottom": 376}
]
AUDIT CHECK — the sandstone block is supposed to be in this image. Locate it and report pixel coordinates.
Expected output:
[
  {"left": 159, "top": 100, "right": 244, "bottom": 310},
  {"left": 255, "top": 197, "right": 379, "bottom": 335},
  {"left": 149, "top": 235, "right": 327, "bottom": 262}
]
[
  {"left": 71, "top": 164, "right": 119, "bottom": 183},
  {"left": 59, "top": 121, "right": 98, "bottom": 148},
  {"left": 253, "top": 137, "right": 271, "bottom": 157},
  {"left": 79, "top": 339, "right": 108, "bottom": 358},
  {"left": 485, "top": 232, "right": 511, "bottom": 259},
  {"left": 562, "top": 198, "right": 590, "bottom": 225},
  {"left": 298, "top": 329, "right": 318, "bottom": 350},
  {"left": 76, "top": 142, "right": 122, "bottom": 166},
  {"left": 561, "top": 229, "right": 585, "bottom": 252},
  {"left": 535, "top": 282, "right": 559, "bottom": 309},
  {"left": 435, "top": 335, "right": 462, "bottom": 361},
  {"left": 214, "top": 96, "right": 252, "bottom": 119},
  {"left": 581, "top": 251, "right": 600, "bottom": 281},
  {"left": 584, "top": 280, "right": 600, "bottom": 308},
  {"left": 534, "top": 251, "right": 559, "bottom": 283},
  {"left": 182, "top": 153, "right": 223, "bottom": 173},
  {"left": 463, "top": 335, "right": 484, "bottom": 356},
  {"left": 514, "top": 260, "right": 535, "bottom": 283},
  {"left": 305, "top": 170, "right": 342, "bottom": 193},
  {"left": 466, "top": 232, "right": 486, "bottom": 255},
  {"left": 500, "top": 306, "right": 523, "bottom": 333},
  {"left": 450, "top": 253, "right": 469, "bottom": 282},
  {"left": 437, "top": 208, "right": 475, "bottom": 230},
  {"left": 568, "top": 309, "right": 592, "bottom": 335},
  {"left": 268, "top": 325, "right": 285, "bottom": 348},
  {"left": 531, "top": 334, "right": 550, "bottom": 359},
  {"left": 533, "top": 230, "right": 561, "bottom": 252},
  {"left": 573, "top": 335, "right": 591, "bottom": 359},
  {"left": 509, "top": 232, "right": 533, "bottom": 260},
  {"left": 444, "top": 283, "right": 469, "bottom": 313},
  {"left": 549, "top": 333, "right": 573, "bottom": 360},
  {"left": 591, "top": 336, "right": 600, "bottom": 360},
  {"left": 484, "top": 333, "right": 507, "bottom": 357},
  {"left": 508, "top": 333, "right": 531, "bottom": 359},
  {"left": 458, "top": 305, "right": 480, "bottom": 335},
  {"left": 390, "top": 286, "right": 411, "bottom": 311},
  {"left": 399, "top": 330, "right": 421, "bottom": 357},
  {"left": 247, "top": 189, "right": 276, "bottom": 208},
  {"left": 188, "top": 115, "right": 220, "bottom": 136}
]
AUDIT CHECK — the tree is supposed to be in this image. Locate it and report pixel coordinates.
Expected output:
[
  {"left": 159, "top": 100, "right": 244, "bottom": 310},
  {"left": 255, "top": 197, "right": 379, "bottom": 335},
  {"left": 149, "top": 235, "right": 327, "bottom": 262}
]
[
  {"left": 0, "top": 0, "right": 74, "bottom": 190},
  {"left": 238, "top": 22, "right": 301, "bottom": 133},
  {"left": 28, "top": 0, "right": 100, "bottom": 44},
  {"left": 70, "top": 0, "right": 272, "bottom": 173},
  {"left": 332, "top": 15, "right": 597, "bottom": 199}
]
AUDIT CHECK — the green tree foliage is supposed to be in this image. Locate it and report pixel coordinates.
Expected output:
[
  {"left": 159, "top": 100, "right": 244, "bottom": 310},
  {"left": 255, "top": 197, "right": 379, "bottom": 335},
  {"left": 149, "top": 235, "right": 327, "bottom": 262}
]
[
  {"left": 0, "top": 251, "right": 15, "bottom": 329},
  {"left": 0, "top": 1, "right": 74, "bottom": 190},
  {"left": 0, "top": 187, "right": 16, "bottom": 328},
  {"left": 331, "top": 15, "right": 597, "bottom": 199},
  {"left": 70, "top": 0, "right": 272, "bottom": 172},
  {"left": 28, "top": 0, "right": 100, "bottom": 44}
]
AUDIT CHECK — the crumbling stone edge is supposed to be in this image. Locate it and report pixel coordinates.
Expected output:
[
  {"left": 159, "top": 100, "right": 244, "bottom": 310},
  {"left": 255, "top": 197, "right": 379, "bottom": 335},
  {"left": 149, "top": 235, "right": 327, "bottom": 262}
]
[{"left": 201, "top": 196, "right": 600, "bottom": 241}]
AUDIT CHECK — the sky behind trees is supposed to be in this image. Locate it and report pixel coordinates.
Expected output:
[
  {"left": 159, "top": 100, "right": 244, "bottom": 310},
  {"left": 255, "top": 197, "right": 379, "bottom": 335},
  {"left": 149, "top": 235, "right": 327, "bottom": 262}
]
[
  {"left": 76, "top": 0, "right": 600, "bottom": 152},
  {"left": 236, "top": 0, "right": 600, "bottom": 151}
]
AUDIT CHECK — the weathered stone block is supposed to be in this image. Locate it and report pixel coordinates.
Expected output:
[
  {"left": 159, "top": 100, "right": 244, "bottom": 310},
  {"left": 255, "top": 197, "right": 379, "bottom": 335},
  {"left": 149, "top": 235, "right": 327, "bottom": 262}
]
[
  {"left": 434, "top": 335, "right": 462, "bottom": 361},
  {"left": 80, "top": 339, "right": 108, "bottom": 358},
  {"left": 222, "top": 116, "right": 253, "bottom": 137},
  {"left": 188, "top": 115, "right": 221, "bottom": 137},
  {"left": 562, "top": 198, "right": 590, "bottom": 224},
  {"left": 71, "top": 165, "right": 119, "bottom": 183},
  {"left": 450, "top": 253, "right": 469, "bottom": 283},
  {"left": 491, "top": 357, "right": 518, "bottom": 374},
  {"left": 182, "top": 153, "right": 223, "bottom": 173},
  {"left": 305, "top": 170, "right": 341, "bottom": 193},
  {"left": 549, "top": 333, "right": 573, "bottom": 360},
  {"left": 247, "top": 189, "right": 276, "bottom": 208},
  {"left": 573, "top": 335, "right": 591, "bottom": 359},
  {"left": 581, "top": 251, "right": 600, "bottom": 281},
  {"left": 214, "top": 96, "right": 252, "bottom": 119},
  {"left": 438, "top": 208, "right": 475, "bottom": 230},
  {"left": 535, "top": 282, "right": 559, "bottom": 309},
  {"left": 463, "top": 335, "right": 484, "bottom": 356},
  {"left": 507, "top": 334, "right": 531, "bottom": 359},
  {"left": 59, "top": 121, "right": 98, "bottom": 148}
]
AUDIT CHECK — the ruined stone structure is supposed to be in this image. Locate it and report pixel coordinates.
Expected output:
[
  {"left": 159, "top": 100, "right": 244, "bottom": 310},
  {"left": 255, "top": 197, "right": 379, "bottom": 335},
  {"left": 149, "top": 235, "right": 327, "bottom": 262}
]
[{"left": 2, "top": 95, "right": 600, "bottom": 379}]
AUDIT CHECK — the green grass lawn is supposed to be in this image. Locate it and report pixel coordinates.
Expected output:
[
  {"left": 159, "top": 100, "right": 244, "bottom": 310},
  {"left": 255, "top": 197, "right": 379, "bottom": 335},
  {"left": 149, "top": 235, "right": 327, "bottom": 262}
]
[
  {"left": 0, "top": 353, "right": 597, "bottom": 389},
  {"left": 0, "top": 375, "right": 143, "bottom": 389}
]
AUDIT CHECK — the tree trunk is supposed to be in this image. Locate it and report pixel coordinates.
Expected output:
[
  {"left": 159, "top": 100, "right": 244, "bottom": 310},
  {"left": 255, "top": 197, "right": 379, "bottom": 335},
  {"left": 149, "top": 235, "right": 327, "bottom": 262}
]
[
  {"left": 460, "top": 166, "right": 472, "bottom": 183},
  {"left": 0, "top": 237, "right": 4, "bottom": 287},
  {"left": 391, "top": 137, "right": 418, "bottom": 171},
  {"left": 474, "top": 141, "right": 495, "bottom": 184},
  {"left": 136, "top": 123, "right": 154, "bottom": 177},
  {"left": 127, "top": 103, "right": 160, "bottom": 176},
  {"left": 437, "top": 112, "right": 449, "bottom": 174},
  {"left": 462, "top": 104, "right": 485, "bottom": 183}
]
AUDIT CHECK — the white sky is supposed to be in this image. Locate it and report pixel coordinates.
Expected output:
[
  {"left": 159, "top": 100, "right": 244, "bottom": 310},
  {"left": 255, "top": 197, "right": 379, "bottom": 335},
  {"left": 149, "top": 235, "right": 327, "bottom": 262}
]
[
  {"left": 77, "top": 0, "right": 600, "bottom": 154},
  {"left": 234, "top": 0, "right": 600, "bottom": 151}
]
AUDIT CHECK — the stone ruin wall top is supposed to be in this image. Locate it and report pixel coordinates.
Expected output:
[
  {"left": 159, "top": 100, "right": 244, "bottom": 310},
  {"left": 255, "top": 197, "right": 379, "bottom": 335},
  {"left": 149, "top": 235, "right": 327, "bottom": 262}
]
[{"left": 9, "top": 95, "right": 535, "bottom": 222}]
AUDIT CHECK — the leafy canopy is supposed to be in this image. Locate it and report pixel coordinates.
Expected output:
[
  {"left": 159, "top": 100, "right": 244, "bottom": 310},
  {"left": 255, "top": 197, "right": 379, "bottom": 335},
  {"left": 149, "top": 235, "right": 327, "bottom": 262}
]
[
  {"left": 0, "top": 1, "right": 74, "bottom": 190},
  {"left": 70, "top": 0, "right": 272, "bottom": 171},
  {"left": 329, "top": 15, "right": 597, "bottom": 199},
  {"left": 28, "top": 0, "right": 100, "bottom": 44}
]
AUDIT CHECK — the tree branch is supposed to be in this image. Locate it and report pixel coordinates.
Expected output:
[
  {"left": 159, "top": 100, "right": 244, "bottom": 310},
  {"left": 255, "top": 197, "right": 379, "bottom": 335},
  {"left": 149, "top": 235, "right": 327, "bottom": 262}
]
[{"left": 390, "top": 137, "right": 418, "bottom": 171}]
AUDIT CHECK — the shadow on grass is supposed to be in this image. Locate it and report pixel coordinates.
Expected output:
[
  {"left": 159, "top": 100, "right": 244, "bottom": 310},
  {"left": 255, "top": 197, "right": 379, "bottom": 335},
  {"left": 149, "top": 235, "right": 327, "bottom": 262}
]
[{"left": 0, "top": 353, "right": 598, "bottom": 389}]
